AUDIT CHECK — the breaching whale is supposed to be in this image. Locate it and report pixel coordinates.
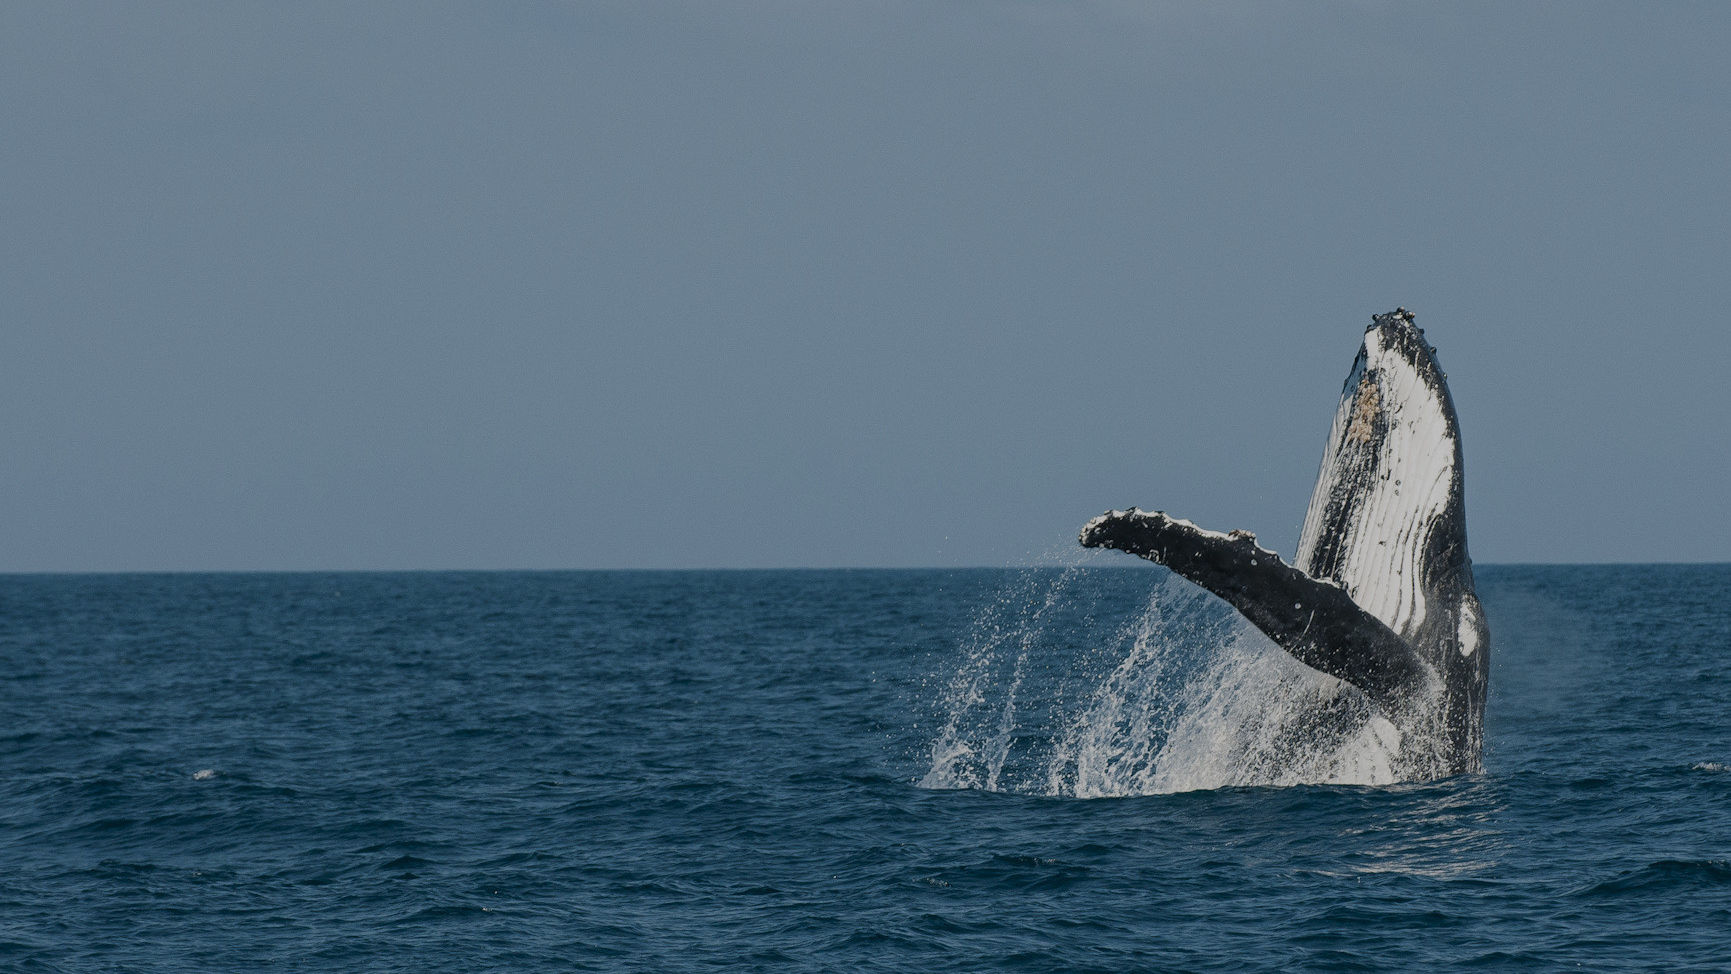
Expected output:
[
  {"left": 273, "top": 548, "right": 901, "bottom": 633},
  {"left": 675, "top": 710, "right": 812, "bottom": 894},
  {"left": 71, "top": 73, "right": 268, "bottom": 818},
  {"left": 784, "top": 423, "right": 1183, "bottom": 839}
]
[{"left": 1079, "top": 309, "right": 1488, "bottom": 779}]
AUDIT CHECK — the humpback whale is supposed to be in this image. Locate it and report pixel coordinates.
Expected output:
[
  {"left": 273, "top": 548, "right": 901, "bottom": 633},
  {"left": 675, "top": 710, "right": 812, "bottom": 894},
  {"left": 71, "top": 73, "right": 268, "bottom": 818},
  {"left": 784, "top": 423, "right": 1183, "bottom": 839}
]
[{"left": 1079, "top": 309, "right": 1488, "bottom": 779}]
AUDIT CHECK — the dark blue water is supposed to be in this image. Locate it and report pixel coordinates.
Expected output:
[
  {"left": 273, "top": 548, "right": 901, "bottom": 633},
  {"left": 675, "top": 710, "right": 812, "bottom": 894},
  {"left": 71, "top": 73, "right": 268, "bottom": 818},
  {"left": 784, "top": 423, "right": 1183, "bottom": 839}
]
[{"left": 3, "top": 566, "right": 1729, "bottom": 971}]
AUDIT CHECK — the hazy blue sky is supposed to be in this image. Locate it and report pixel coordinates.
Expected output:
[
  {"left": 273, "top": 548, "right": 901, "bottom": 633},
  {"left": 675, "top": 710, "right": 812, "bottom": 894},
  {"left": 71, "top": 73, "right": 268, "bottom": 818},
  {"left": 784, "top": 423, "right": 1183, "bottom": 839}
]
[{"left": 3, "top": 2, "right": 1727, "bottom": 570}]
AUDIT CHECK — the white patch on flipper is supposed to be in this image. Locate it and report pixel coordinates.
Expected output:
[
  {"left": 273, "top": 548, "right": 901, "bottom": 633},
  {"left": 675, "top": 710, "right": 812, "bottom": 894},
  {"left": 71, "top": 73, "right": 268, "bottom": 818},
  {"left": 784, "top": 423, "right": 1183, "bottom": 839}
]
[{"left": 1458, "top": 600, "right": 1480, "bottom": 657}]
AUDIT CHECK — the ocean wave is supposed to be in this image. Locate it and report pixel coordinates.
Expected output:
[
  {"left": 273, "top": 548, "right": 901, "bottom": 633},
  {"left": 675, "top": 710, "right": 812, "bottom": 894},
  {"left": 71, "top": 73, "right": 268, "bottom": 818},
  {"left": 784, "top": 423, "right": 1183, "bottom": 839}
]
[{"left": 1578, "top": 859, "right": 1731, "bottom": 896}]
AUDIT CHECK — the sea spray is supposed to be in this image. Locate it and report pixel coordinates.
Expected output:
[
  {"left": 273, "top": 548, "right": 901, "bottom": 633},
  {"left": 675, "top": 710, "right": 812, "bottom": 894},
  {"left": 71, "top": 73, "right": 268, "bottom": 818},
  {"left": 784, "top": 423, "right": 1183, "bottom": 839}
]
[
  {"left": 920, "top": 566, "right": 1086, "bottom": 792},
  {"left": 922, "top": 568, "right": 1406, "bottom": 796},
  {"left": 1044, "top": 578, "right": 1219, "bottom": 798},
  {"left": 1143, "top": 642, "right": 1401, "bottom": 791}
]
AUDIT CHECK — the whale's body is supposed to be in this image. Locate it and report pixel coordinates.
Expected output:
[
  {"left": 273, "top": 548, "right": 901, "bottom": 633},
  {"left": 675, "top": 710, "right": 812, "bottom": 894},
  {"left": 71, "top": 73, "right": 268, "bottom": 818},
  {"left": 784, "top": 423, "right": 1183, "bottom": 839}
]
[{"left": 1080, "top": 310, "right": 1488, "bottom": 778}]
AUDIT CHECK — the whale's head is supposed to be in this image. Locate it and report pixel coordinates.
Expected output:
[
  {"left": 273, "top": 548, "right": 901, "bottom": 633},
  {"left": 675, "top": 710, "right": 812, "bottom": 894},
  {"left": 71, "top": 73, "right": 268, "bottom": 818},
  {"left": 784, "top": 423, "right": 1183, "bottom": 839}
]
[
  {"left": 1298, "top": 308, "right": 1472, "bottom": 636},
  {"left": 1361, "top": 308, "right": 1450, "bottom": 397},
  {"left": 1298, "top": 307, "right": 1487, "bottom": 773}
]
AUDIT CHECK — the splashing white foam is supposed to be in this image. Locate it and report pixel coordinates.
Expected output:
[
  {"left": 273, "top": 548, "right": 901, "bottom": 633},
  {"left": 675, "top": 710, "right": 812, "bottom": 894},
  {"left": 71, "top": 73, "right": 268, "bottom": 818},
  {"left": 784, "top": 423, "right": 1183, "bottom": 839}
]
[
  {"left": 920, "top": 566, "right": 1085, "bottom": 792},
  {"left": 922, "top": 572, "right": 1409, "bottom": 797}
]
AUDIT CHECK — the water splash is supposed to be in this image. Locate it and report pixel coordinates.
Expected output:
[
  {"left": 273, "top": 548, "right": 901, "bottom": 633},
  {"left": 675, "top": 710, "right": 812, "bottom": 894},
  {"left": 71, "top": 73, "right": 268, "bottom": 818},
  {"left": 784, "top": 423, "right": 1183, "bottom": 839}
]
[
  {"left": 920, "top": 566, "right": 1085, "bottom": 793},
  {"left": 921, "top": 569, "right": 1406, "bottom": 796}
]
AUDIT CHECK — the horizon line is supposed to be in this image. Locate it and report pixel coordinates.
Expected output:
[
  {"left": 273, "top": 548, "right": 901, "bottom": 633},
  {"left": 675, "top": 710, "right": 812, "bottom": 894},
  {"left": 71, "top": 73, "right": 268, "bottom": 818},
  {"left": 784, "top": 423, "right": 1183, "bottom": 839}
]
[{"left": 1, "top": 561, "right": 1727, "bottom": 577}]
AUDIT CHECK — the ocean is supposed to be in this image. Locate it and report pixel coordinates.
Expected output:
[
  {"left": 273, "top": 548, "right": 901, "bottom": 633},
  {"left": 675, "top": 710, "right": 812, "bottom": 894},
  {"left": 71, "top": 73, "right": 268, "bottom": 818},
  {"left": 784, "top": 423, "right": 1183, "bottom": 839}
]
[{"left": 3, "top": 565, "right": 1728, "bottom": 971}]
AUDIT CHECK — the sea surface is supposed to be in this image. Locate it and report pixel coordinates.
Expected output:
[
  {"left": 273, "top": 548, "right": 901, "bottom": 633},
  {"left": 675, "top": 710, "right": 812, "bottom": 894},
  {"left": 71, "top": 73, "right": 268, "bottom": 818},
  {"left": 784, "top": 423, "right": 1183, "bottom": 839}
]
[{"left": 2, "top": 565, "right": 1729, "bottom": 971}]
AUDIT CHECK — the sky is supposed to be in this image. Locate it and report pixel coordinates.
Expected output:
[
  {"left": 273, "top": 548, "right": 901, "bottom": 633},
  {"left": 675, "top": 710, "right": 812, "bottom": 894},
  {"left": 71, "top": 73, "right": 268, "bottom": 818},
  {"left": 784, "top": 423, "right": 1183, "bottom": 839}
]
[{"left": 2, "top": 1, "right": 1728, "bottom": 571}]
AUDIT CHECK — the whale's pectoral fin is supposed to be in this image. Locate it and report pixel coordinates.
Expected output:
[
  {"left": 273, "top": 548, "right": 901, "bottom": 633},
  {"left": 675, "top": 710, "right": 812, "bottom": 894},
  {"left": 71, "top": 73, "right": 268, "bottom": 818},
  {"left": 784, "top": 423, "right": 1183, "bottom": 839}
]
[{"left": 1080, "top": 509, "right": 1431, "bottom": 709}]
